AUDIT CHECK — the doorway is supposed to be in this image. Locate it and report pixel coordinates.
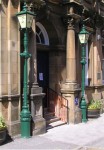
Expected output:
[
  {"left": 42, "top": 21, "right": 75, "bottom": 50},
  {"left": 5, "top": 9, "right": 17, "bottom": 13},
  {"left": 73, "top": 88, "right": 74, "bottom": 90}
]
[{"left": 37, "top": 51, "right": 49, "bottom": 108}]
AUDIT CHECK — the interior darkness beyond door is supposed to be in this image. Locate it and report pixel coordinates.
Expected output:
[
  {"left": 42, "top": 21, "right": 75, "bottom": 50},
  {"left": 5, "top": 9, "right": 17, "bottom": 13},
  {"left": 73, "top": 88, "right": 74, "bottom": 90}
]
[{"left": 37, "top": 51, "right": 49, "bottom": 108}]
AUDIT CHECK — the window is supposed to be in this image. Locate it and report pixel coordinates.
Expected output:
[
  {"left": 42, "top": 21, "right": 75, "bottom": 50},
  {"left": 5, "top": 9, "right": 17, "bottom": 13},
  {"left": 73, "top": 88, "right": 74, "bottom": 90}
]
[{"left": 36, "top": 22, "right": 49, "bottom": 45}]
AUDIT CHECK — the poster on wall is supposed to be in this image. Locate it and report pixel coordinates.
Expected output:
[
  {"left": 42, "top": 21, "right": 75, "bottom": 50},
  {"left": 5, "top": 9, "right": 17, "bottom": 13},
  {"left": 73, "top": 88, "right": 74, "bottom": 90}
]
[{"left": 39, "top": 73, "right": 43, "bottom": 81}]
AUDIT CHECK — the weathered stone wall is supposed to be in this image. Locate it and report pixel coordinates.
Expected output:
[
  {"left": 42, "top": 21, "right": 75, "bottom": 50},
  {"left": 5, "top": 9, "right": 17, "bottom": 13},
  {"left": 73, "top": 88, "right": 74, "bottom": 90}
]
[
  {"left": 49, "top": 49, "right": 66, "bottom": 92},
  {"left": 0, "top": 0, "right": 20, "bottom": 136}
]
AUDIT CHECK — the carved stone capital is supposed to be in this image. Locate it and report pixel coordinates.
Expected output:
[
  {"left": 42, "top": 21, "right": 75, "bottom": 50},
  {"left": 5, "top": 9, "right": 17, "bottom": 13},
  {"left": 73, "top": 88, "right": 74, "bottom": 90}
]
[
  {"left": 67, "top": 17, "right": 75, "bottom": 30},
  {"left": 63, "top": 13, "right": 81, "bottom": 30},
  {"left": 22, "top": 0, "right": 46, "bottom": 11}
]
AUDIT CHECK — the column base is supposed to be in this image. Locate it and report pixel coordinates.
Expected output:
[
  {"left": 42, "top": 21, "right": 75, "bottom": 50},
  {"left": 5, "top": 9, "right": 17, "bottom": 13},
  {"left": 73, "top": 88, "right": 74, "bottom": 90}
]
[
  {"left": 61, "top": 81, "right": 80, "bottom": 91},
  {"left": 92, "top": 93, "right": 101, "bottom": 100},
  {"left": 61, "top": 82, "right": 82, "bottom": 124},
  {"left": 0, "top": 95, "right": 20, "bottom": 137},
  {"left": 32, "top": 116, "right": 46, "bottom": 135},
  {"left": 7, "top": 120, "right": 20, "bottom": 137},
  {"left": 30, "top": 84, "right": 46, "bottom": 136}
]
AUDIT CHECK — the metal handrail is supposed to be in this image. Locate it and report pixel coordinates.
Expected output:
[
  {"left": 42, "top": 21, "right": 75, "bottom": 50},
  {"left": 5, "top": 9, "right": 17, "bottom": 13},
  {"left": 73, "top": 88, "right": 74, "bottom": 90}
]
[{"left": 46, "top": 87, "right": 68, "bottom": 123}]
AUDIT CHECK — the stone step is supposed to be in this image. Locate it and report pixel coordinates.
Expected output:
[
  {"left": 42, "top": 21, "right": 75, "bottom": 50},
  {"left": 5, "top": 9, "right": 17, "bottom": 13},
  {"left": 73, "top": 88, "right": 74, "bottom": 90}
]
[
  {"left": 46, "top": 120, "right": 66, "bottom": 130},
  {"left": 46, "top": 116, "right": 60, "bottom": 124},
  {"left": 44, "top": 111, "right": 55, "bottom": 118}
]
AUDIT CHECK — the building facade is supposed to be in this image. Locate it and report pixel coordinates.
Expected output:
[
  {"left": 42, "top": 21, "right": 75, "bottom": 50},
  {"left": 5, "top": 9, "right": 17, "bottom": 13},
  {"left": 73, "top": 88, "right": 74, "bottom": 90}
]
[{"left": 0, "top": 0, "right": 104, "bottom": 137}]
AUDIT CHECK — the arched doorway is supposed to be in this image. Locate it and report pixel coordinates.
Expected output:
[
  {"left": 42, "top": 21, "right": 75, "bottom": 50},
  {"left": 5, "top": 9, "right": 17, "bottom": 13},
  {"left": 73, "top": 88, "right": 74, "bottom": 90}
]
[{"left": 36, "top": 22, "right": 49, "bottom": 108}]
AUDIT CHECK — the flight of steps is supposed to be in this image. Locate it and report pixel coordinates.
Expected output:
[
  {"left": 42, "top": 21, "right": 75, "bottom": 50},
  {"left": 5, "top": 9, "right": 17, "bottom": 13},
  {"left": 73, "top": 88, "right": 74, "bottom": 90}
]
[{"left": 44, "top": 108, "right": 66, "bottom": 130}]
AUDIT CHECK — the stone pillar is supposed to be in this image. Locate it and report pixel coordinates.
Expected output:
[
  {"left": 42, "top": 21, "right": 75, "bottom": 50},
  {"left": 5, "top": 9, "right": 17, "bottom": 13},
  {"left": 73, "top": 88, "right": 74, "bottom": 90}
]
[
  {"left": 29, "top": 19, "right": 46, "bottom": 135},
  {"left": 0, "top": 0, "right": 20, "bottom": 136},
  {"left": 93, "top": 28, "right": 102, "bottom": 86},
  {"left": 61, "top": 17, "right": 81, "bottom": 124},
  {"left": 7, "top": 0, "right": 20, "bottom": 136},
  {"left": 92, "top": 28, "right": 102, "bottom": 100},
  {"left": 66, "top": 18, "right": 76, "bottom": 83}
]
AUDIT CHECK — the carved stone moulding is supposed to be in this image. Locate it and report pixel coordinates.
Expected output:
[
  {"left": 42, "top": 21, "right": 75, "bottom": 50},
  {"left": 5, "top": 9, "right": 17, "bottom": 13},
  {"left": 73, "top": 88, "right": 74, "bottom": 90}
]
[
  {"left": 63, "top": 0, "right": 82, "bottom": 5},
  {"left": 101, "top": 0, "right": 104, "bottom": 3},
  {"left": 67, "top": 13, "right": 81, "bottom": 20},
  {"left": 20, "top": 0, "right": 44, "bottom": 3},
  {"left": 2, "top": 0, "right": 19, "bottom": 7},
  {"left": 23, "top": 0, "right": 60, "bottom": 5},
  {"left": 20, "top": 0, "right": 46, "bottom": 10},
  {"left": 48, "top": 0, "right": 61, "bottom": 4}
]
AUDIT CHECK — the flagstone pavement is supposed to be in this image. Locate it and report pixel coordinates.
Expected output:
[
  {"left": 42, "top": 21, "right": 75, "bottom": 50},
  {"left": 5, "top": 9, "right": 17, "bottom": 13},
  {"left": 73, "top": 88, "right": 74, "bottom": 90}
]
[{"left": 1, "top": 113, "right": 104, "bottom": 150}]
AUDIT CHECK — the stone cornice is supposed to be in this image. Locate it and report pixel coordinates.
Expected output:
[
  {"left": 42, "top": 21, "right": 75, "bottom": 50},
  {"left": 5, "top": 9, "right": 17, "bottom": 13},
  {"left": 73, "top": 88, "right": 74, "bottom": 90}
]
[
  {"left": 0, "top": 94, "right": 20, "bottom": 101},
  {"left": 63, "top": 13, "right": 81, "bottom": 29},
  {"left": 37, "top": 44, "right": 65, "bottom": 51},
  {"left": 101, "top": 0, "right": 104, "bottom": 4},
  {"left": 63, "top": 0, "right": 82, "bottom": 5},
  {"left": 30, "top": 93, "right": 45, "bottom": 99},
  {"left": 2, "top": 0, "right": 19, "bottom": 8},
  {"left": 86, "top": 85, "right": 104, "bottom": 90},
  {"left": 48, "top": 0, "right": 60, "bottom": 4}
]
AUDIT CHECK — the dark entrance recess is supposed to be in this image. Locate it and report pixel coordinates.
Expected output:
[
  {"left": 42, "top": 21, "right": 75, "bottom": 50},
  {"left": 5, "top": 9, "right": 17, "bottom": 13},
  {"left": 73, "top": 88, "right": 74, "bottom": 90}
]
[{"left": 37, "top": 51, "right": 49, "bottom": 108}]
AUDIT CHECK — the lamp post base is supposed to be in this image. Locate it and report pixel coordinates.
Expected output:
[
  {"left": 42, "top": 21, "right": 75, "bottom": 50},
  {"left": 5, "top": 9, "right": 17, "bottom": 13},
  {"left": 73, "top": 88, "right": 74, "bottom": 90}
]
[
  {"left": 20, "top": 108, "right": 31, "bottom": 138},
  {"left": 81, "top": 97, "right": 87, "bottom": 123},
  {"left": 82, "top": 118, "right": 87, "bottom": 123}
]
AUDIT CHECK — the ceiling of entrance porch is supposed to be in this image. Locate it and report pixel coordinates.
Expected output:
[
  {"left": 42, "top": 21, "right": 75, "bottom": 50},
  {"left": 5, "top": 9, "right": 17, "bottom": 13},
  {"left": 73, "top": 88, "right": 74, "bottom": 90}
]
[{"left": 48, "top": 0, "right": 61, "bottom": 4}]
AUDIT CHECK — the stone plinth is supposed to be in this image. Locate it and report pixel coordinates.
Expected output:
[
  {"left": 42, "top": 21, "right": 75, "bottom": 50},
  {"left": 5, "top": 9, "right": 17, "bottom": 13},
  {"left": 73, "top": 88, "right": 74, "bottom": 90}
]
[
  {"left": 30, "top": 85, "right": 46, "bottom": 135},
  {"left": 92, "top": 93, "right": 101, "bottom": 100},
  {"left": 61, "top": 82, "right": 81, "bottom": 124},
  {"left": 32, "top": 116, "right": 46, "bottom": 135},
  {"left": 61, "top": 82, "right": 80, "bottom": 91},
  {"left": 0, "top": 95, "right": 20, "bottom": 137}
]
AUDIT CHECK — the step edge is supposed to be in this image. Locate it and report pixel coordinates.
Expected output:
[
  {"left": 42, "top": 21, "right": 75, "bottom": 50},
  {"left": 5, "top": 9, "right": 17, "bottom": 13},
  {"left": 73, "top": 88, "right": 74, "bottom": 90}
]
[
  {"left": 46, "top": 118, "right": 60, "bottom": 124},
  {"left": 46, "top": 121, "right": 66, "bottom": 130}
]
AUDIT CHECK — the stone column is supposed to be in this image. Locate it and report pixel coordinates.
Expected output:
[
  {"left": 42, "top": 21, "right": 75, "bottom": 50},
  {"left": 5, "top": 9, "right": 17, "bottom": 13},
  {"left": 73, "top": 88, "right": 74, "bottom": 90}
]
[
  {"left": 93, "top": 28, "right": 102, "bottom": 86},
  {"left": 66, "top": 18, "right": 76, "bottom": 83},
  {"left": 7, "top": 0, "right": 20, "bottom": 136},
  {"left": 0, "top": 0, "right": 20, "bottom": 136},
  {"left": 29, "top": 19, "right": 46, "bottom": 135},
  {"left": 92, "top": 28, "right": 102, "bottom": 100},
  {"left": 61, "top": 17, "right": 81, "bottom": 124}
]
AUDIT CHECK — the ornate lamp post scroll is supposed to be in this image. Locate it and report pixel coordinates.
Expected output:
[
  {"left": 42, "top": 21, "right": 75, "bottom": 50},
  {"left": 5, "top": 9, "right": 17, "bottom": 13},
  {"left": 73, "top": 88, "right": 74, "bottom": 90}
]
[
  {"left": 16, "top": 2, "right": 35, "bottom": 138},
  {"left": 78, "top": 25, "right": 89, "bottom": 122}
]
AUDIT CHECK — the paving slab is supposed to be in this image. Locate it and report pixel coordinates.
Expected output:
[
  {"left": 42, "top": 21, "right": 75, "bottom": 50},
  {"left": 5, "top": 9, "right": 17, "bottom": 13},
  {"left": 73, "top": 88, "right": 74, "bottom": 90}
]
[{"left": 1, "top": 113, "right": 104, "bottom": 149}]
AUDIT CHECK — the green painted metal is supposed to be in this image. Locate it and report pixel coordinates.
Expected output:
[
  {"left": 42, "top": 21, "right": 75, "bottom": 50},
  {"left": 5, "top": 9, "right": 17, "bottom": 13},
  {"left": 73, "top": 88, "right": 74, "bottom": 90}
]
[
  {"left": 16, "top": 2, "right": 35, "bottom": 18},
  {"left": 79, "top": 25, "right": 89, "bottom": 123},
  {"left": 80, "top": 44, "right": 87, "bottom": 123},
  {"left": 79, "top": 25, "right": 89, "bottom": 37},
  {"left": 16, "top": 2, "right": 34, "bottom": 138},
  {"left": 20, "top": 29, "right": 31, "bottom": 138}
]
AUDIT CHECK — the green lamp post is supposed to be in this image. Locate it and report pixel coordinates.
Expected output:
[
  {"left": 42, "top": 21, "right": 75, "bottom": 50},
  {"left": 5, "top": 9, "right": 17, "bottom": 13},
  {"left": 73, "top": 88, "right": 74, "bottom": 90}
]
[
  {"left": 78, "top": 25, "right": 89, "bottom": 123},
  {"left": 16, "top": 2, "right": 35, "bottom": 138}
]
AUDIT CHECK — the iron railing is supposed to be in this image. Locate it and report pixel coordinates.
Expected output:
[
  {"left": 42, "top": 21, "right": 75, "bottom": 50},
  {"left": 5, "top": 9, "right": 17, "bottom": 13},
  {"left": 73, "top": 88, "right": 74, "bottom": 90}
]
[{"left": 46, "top": 88, "right": 68, "bottom": 123}]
